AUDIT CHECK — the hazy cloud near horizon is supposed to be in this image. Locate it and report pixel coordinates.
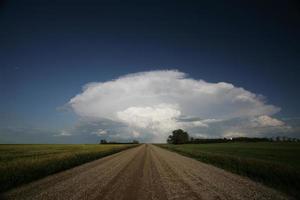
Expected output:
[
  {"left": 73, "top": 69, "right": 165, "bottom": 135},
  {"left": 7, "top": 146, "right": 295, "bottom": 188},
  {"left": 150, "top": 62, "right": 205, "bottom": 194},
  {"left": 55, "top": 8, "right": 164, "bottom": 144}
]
[{"left": 65, "top": 70, "right": 291, "bottom": 142}]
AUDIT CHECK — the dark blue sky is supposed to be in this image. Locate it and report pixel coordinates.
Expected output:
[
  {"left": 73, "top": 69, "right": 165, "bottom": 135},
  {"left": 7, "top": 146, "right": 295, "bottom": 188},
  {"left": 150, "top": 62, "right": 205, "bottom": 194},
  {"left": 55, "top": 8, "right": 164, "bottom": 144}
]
[{"left": 0, "top": 0, "right": 300, "bottom": 142}]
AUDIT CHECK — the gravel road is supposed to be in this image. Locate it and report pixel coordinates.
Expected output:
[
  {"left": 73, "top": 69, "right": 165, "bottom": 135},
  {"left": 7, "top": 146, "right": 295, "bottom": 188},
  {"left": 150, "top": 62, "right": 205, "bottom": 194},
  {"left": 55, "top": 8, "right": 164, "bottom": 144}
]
[{"left": 2, "top": 144, "right": 290, "bottom": 200}]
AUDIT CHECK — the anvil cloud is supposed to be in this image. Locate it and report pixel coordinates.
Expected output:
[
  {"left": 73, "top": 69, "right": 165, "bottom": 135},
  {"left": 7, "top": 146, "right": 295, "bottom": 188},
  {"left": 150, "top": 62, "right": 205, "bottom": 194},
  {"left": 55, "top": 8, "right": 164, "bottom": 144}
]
[{"left": 68, "top": 70, "right": 285, "bottom": 142}]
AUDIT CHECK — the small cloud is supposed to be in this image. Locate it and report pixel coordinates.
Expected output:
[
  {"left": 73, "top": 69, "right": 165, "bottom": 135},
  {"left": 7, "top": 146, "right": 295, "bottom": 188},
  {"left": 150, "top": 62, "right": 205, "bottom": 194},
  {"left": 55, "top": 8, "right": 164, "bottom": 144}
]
[
  {"left": 54, "top": 130, "right": 72, "bottom": 137},
  {"left": 91, "top": 129, "right": 107, "bottom": 136},
  {"left": 56, "top": 104, "right": 72, "bottom": 112}
]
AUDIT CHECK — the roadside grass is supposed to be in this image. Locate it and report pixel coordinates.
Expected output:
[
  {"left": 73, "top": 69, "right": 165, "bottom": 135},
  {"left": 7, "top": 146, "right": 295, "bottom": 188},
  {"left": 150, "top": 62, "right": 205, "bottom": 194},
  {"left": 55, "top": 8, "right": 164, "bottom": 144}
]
[
  {"left": 156, "top": 142, "right": 300, "bottom": 199},
  {"left": 0, "top": 144, "right": 138, "bottom": 192}
]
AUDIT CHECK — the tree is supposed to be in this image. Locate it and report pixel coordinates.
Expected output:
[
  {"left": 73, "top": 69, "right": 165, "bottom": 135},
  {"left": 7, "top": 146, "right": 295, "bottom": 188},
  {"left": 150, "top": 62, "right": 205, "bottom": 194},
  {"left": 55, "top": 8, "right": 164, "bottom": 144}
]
[
  {"left": 190, "top": 137, "right": 194, "bottom": 143},
  {"left": 167, "top": 135, "right": 174, "bottom": 144},
  {"left": 100, "top": 139, "right": 107, "bottom": 144},
  {"left": 167, "top": 129, "right": 189, "bottom": 144},
  {"left": 276, "top": 136, "right": 281, "bottom": 142}
]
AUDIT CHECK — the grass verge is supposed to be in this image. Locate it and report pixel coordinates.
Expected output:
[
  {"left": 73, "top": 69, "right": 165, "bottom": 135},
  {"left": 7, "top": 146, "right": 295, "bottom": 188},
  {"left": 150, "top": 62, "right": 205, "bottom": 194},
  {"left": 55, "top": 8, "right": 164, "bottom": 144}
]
[
  {"left": 0, "top": 144, "right": 138, "bottom": 192},
  {"left": 156, "top": 143, "right": 300, "bottom": 199}
]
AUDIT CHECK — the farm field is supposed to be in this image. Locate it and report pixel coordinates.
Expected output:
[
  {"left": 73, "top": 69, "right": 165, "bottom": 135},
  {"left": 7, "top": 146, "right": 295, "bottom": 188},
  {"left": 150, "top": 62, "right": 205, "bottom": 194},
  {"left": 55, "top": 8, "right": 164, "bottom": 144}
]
[
  {"left": 0, "top": 144, "right": 138, "bottom": 192},
  {"left": 157, "top": 142, "right": 300, "bottom": 198}
]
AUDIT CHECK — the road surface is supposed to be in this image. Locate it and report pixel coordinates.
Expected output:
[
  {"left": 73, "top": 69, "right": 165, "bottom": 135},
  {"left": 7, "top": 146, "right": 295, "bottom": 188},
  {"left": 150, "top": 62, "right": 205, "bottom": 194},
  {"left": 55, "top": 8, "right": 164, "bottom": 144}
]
[{"left": 3, "top": 144, "right": 289, "bottom": 200}]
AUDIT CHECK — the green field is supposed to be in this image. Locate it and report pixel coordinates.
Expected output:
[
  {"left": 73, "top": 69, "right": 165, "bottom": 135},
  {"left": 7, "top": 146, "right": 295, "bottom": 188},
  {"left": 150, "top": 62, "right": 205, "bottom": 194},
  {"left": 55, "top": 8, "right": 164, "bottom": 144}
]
[
  {"left": 0, "top": 144, "right": 138, "bottom": 192},
  {"left": 157, "top": 142, "right": 300, "bottom": 198}
]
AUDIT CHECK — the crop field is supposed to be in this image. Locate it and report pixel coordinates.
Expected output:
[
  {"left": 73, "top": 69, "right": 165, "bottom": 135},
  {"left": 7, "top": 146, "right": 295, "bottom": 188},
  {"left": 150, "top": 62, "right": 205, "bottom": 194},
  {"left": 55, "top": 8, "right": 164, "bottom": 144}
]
[
  {"left": 157, "top": 142, "right": 300, "bottom": 198},
  {"left": 0, "top": 144, "right": 138, "bottom": 192}
]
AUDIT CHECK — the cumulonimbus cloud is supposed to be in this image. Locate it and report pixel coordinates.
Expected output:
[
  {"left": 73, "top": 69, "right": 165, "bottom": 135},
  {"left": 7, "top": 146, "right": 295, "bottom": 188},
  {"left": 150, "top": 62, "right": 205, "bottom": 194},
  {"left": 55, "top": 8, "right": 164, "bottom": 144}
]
[{"left": 68, "top": 70, "right": 285, "bottom": 142}]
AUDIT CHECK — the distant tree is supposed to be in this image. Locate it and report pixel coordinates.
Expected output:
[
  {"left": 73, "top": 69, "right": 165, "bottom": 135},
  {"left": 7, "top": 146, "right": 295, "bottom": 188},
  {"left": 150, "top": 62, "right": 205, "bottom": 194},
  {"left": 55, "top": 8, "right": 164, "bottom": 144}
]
[
  {"left": 100, "top": 139, "right": 107, "bottom": 144},
  {"left": 132, "top": 140, "right": 139, "bottom": 144},
  {"left": 167, "top": 129, "right": 189, "bottom": 144},
  {"left": 190, "top": 137, "right": 194, "bottom": 143},
  {"left": 276, "top": 136, "right": 281, "bottom": 142}
]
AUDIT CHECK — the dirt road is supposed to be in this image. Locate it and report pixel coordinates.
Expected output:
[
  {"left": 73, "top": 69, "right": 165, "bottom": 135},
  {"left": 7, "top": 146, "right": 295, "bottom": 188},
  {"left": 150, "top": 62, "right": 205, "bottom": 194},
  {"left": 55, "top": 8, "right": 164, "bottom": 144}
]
[{"left": 3, "top": 144, "right": 289, "bottom": 200}]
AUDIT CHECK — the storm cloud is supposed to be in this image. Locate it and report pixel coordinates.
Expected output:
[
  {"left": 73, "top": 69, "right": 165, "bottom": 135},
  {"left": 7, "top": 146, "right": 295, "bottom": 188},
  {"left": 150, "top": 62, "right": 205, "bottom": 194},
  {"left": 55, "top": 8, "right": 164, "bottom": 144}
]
[{"left": 68, "top": 70, "right": 287, "bottom": 142}]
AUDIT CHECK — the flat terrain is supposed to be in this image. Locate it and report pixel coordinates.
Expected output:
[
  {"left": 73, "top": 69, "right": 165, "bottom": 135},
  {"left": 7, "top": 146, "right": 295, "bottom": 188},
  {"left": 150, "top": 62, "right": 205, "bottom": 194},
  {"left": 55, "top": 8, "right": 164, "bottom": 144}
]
[
  {"left": 0, "top": 144, "right": 137, "bottom": 192},
  {"left": 2, "top": 144, "right": 289, "bottom": 200},
  {"left": 158, "top": 142, "right": 300, "bottom": 168},
  {"left": 158, "top": 142, "right": 300, "bottom": 198}
]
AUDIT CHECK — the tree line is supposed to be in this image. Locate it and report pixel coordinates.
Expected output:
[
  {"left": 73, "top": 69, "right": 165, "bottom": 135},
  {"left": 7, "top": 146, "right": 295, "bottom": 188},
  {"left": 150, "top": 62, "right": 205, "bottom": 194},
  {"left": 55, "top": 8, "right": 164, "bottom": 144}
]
[
  {"left": 167, "top": 129, "right": 300, "bottom": 144},
  {"left": 99, "top": 139, "right": 139, "bottom": 144}
]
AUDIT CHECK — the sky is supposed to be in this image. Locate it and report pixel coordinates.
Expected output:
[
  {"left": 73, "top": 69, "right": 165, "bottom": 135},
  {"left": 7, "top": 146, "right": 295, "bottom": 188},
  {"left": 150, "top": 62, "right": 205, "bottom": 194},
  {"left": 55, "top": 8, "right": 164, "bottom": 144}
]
[{"left": 0, "top": 0, "right": 300, "bottom": 143}]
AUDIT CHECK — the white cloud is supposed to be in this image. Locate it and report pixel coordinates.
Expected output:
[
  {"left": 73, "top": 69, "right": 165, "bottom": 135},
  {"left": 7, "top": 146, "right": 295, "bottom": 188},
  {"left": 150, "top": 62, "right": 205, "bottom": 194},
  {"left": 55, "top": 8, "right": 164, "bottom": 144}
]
[
  {"left": 117, "top": 104, "right": 180, "bottom": 134},
  {"left": 132, "top": 130, "right": 140, "bottom": 138},
  {"left": 91, "top": 129, "right": 108, "bottom": 136},
  {"left": 55, "top": 130, "right": 72, "bottom": 137},
  {"left": 68, "top": 70, "right": 284, "bottom": 142},
  {"left": 252, "top": 115, "right": 284, "bottom": 127},
  {"left": 223, "top": 131, "right": 246, "bottom": 138}
]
